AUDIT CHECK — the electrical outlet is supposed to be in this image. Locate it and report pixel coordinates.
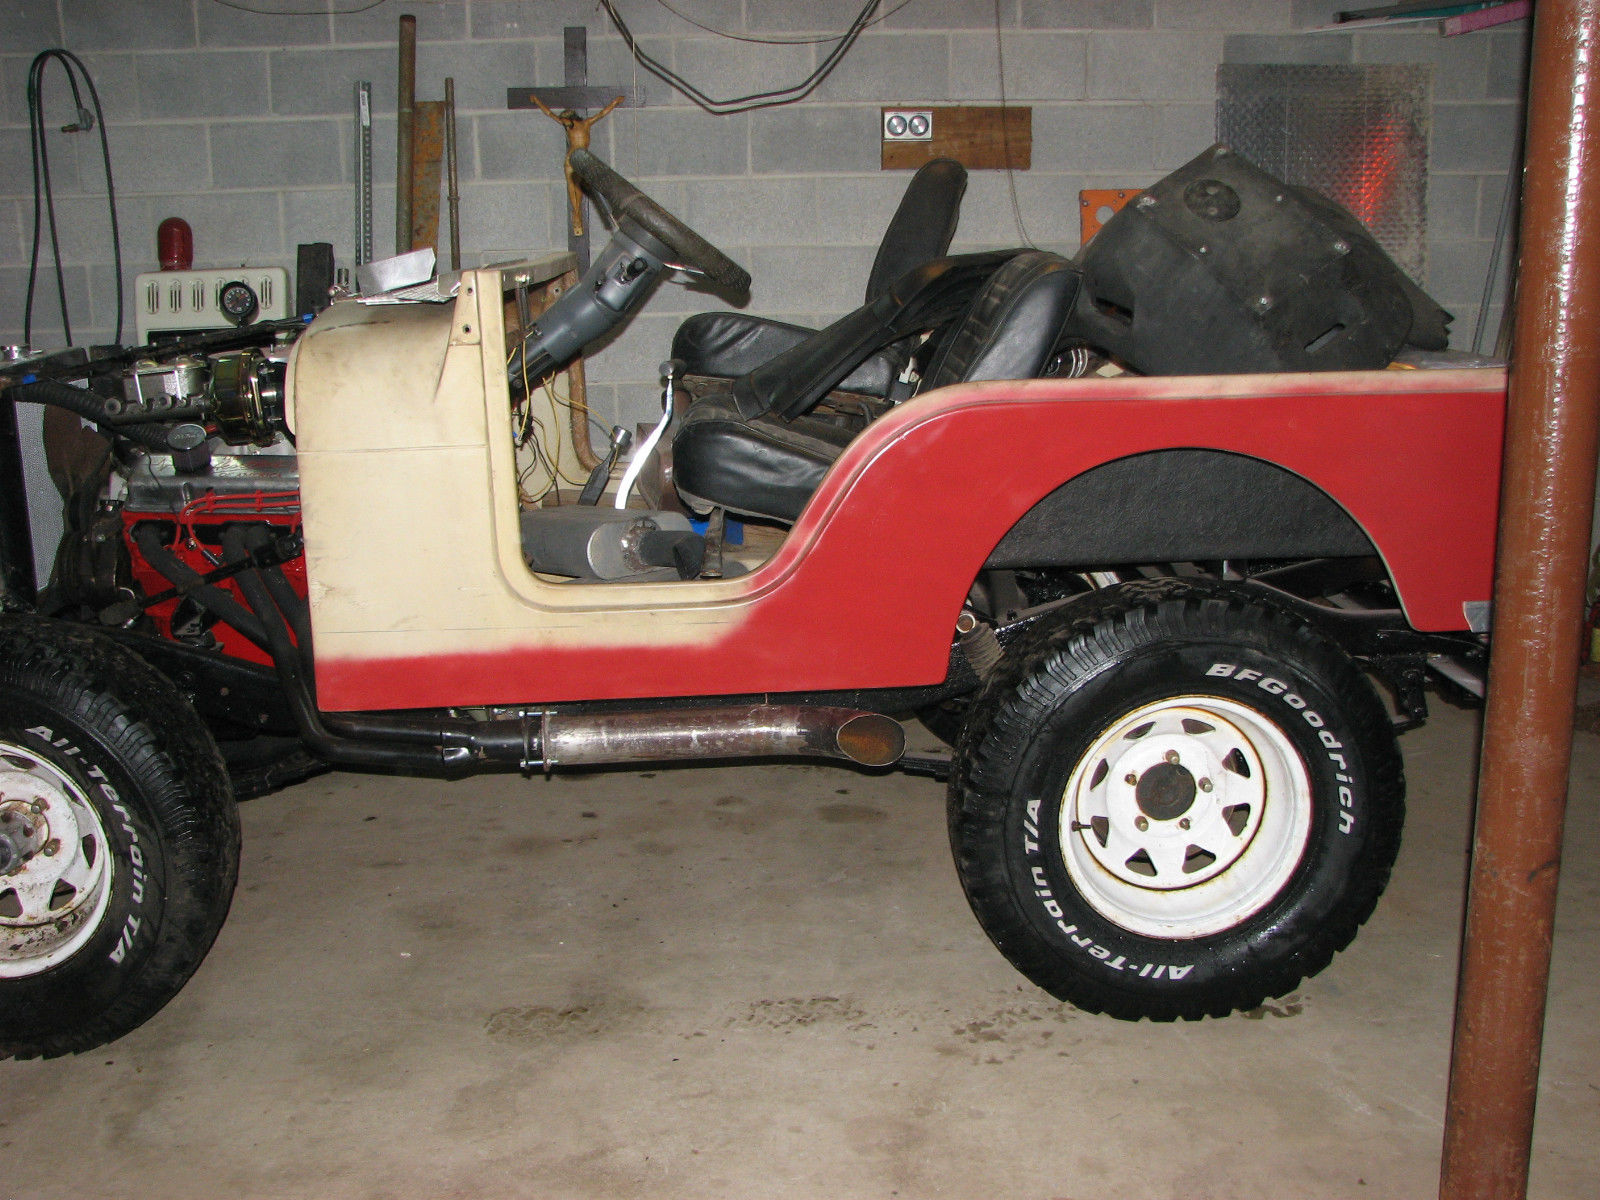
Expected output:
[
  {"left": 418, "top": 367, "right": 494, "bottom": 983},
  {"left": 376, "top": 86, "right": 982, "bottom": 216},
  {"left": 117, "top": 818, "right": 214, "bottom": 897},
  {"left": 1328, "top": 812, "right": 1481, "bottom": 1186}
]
[{"left": 882, "top": 109, "right": 933, "bottom": 141}]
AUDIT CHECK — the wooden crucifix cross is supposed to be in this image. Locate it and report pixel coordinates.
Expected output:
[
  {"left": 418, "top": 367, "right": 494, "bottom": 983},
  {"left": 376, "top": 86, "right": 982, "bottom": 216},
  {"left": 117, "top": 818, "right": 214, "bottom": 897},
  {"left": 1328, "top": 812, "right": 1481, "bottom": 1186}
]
[{"left": 507, "top": 26, "right": 637, "bottom": 273}]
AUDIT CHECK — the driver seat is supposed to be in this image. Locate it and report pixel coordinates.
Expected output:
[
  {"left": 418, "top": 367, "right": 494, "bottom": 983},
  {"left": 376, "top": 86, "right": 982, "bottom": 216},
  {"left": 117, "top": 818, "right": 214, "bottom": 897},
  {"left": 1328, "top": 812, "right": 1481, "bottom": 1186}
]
[
  {"left": 670, "top": 158, "right": 968, "bottom": 396},
  {"left": 672, "top": 250, "right": 1083, "bottom": 524}
]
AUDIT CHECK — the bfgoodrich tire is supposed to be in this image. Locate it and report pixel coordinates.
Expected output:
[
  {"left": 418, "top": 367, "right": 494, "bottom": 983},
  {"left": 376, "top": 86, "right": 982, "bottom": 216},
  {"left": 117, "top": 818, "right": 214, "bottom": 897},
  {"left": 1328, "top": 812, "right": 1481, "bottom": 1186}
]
[
  {"left": 949, "top": 580, "right": 1404, "bottom": 1020},
  {"left": 0, "top": 617, "right": 240, "bottom": 1058}
]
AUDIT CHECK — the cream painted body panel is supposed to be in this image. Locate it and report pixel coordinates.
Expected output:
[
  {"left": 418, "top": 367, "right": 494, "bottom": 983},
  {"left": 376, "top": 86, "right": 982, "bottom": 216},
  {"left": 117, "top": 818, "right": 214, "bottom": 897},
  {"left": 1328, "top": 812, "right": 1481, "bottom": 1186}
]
[{"left": 291, "top": 267, "right": 753, "bottom": 672}]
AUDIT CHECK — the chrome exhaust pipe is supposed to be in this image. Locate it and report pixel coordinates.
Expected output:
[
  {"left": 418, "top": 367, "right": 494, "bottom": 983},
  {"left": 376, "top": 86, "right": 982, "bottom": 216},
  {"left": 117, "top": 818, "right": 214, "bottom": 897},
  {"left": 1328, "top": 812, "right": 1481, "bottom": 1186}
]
[{"left": 538, "top": 705, "right": 906, "bottom": 769}]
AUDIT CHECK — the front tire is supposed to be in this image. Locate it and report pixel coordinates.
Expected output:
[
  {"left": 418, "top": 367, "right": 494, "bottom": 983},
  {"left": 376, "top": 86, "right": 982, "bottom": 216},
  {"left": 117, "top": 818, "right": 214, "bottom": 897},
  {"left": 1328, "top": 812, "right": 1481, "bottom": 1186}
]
[
  {"left": 0, "top": 618, "right": 240, "bottom": 1058},
  {"left": 949, "top": 581, "right": 1403, "bottom": 1020}
]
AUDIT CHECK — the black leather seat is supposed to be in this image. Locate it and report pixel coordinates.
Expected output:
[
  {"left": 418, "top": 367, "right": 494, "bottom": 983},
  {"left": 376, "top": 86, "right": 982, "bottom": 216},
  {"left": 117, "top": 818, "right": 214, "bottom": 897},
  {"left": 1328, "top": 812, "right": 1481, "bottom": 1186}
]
[
  {"left": 673, "top": 250, "right": 1083, "bottom": 524},
  {"left": 671, "top": 158, "right": 968, "bottom": 394}
]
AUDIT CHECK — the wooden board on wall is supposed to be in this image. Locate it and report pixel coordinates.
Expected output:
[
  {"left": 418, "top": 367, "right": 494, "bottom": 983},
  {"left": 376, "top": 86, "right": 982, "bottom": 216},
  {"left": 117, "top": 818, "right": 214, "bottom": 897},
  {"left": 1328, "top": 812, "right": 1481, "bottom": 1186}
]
[{"left": 881, "top": 106, "right": 1031, "bottom": 170}]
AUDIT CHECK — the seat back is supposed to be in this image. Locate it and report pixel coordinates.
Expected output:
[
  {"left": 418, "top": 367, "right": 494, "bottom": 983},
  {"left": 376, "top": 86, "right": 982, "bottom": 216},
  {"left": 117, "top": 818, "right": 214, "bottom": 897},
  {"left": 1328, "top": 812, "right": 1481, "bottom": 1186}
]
[
  {"left": 864, "top": 158, "right": 968, "bottom": 303},
  {"left": 919, "top": 251, "right": 1081, "bottom": 392}
]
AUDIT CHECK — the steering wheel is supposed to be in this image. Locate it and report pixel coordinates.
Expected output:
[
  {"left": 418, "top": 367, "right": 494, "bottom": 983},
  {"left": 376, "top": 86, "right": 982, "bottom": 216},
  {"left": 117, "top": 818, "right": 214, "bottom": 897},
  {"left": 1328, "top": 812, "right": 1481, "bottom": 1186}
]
[{"left": 567, "top": 149, "right": 751, "bottom": 296}]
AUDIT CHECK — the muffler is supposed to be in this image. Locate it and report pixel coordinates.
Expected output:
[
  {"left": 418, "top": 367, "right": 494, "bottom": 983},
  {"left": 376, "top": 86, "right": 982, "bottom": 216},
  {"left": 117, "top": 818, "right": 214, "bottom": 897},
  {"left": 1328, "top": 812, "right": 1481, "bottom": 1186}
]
[{"left": 534, "top": 705, "right": 906, "bottom": 770}]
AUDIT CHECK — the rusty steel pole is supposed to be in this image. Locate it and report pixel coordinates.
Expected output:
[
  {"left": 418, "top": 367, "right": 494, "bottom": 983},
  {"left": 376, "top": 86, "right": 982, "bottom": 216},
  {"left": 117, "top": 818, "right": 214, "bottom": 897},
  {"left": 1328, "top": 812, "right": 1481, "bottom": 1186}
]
[
  {"left": 1440, "top": 2, "right": 1600, "bottom": 1198},
  {"left": 395, "top": 13, "right": 416, "bottom": 256}
]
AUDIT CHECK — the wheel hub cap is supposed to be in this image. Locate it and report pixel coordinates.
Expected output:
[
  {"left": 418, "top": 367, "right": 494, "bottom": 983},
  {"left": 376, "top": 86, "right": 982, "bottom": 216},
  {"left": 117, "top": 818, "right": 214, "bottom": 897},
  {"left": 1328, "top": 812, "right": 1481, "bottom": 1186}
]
[
  {"left": 1059, "top": 696, "right": 1313, "bottom": 938},
  {"left": 0, "top": 751, "right": 114, "bottom": 978}
]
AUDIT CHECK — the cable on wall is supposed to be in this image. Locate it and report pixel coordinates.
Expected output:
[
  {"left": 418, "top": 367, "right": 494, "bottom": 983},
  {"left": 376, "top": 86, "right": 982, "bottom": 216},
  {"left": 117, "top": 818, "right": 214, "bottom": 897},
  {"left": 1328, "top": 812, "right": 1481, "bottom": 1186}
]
[
  {"left": 993, "top": 0, "right": 1035, "bottom": 247},
  {"left": 25, "top": 50, "right": 123, "bottom": 348},
  {"left": 599, "top": 0, "right": 905, "bottom": 114}
]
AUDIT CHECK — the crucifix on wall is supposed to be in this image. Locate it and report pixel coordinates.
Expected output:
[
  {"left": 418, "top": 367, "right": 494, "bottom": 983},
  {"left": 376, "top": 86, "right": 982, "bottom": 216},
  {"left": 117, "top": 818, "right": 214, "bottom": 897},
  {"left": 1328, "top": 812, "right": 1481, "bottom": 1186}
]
[{"left": 507, "top": 26, "right": 638, "bottom": 273}]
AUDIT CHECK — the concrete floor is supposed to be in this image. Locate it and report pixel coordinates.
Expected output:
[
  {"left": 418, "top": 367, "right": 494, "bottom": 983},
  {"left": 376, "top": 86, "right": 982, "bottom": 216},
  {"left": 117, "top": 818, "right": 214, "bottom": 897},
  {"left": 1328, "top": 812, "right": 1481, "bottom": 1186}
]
[{"left": 3, "top": 702, "right": 1597, "bottom": 1199}]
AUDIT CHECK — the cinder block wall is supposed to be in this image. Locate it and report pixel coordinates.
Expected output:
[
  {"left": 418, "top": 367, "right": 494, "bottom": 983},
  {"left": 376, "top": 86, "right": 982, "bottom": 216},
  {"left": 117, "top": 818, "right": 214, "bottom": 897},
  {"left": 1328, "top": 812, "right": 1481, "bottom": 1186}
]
[{"left": 3, "top": 0, "right": 1529, "bottom": 432}]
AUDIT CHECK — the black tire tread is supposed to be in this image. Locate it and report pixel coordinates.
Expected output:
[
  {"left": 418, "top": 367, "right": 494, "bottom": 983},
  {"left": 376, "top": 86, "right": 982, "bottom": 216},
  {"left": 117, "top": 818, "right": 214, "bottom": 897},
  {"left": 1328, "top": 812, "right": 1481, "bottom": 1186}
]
[
  {"left": 0, "top": 615, "right": 240, "bottom": 1059},
  {"left": 949, "top": 579, "right": 1404, "bottom": 1021}
]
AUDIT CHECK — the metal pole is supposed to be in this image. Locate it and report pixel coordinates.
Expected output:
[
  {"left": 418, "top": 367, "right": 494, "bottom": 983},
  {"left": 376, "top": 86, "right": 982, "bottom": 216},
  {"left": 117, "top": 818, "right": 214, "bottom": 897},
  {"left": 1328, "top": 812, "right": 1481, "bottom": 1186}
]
[
  {"left": 444, "top": 77, "right": 461, "bottom": 271},
  {"left": 395, "top": 14, "right": 416, "bottom": 256},
  {"left": 355, "top": 81, "right": 373, "bottom": 266},
  {"left": 1440, "top": 2, "right": 1600, "bottom": 1197}
]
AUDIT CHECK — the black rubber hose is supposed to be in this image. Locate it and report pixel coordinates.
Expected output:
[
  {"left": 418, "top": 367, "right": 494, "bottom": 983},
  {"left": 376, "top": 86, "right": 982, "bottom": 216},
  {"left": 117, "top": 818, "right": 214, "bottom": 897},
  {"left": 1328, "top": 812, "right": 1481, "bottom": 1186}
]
[
  {"left": 132, "top": 524, "right": 274, "bottom": 652},
  {"left": 7, "top": 379, "right": 175, "bottom": 452}
]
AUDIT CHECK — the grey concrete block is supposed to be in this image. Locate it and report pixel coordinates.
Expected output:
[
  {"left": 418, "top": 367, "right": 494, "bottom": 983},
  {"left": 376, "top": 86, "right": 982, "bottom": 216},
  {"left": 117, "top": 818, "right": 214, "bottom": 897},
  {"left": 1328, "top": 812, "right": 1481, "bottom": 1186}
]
[
  {"left": 1486, "top": 30, "right": 1531, "bottom": 101},
  {"left": 584, "top": 310, "right": 685, "bottom": 391},
  {"left": 809, "top": 174, "right": 915, "bottom": 248},
  {"left": 1157, "top": 1, "right": 1291, "bottom": 31},
  {"left": 812, "top": 33, "right": 950, "bottom": 104},
  {"left": 475, "top": 111, "right": 570, "bottom": 182},
  {"left": 0, "top": 264, "right": 92, "bottom": 345},
  {"left": 746, "top": 0, "right": 879, "bottom": 35},
  {"left": 1354, "top": 30, "right": 1488, "bottom": 101},
  {"left": 1023, "top": 1, "right": 1154, "bottom": 30},
  {"left": 18, "top": 193, "right": 130, "bottom": 265},
  {"left": 948, "top": 170, "right": 1084, "bottom": 249},
  {"left": 585, "top": 0, "right": 743, "bottom": 37},
  {"left": 94, "top": 258, "right": 166, "bottom": 339},
  {"left": 100, "top": 122, "right": 210, "bottom": 194},
  {"left": 949, "top": 32, "right": 1089, "bottom": 101},
  {"left": 1426, "top": 173, "right": 1480, "bottom": 240},
  {"left": 421, "top": 39, "right": 562, "bottom": 113},
  {"left": 745, "top": 244, "right": 874, "bottom": 314},
  {"left": 1475, "top": 172, "right": 1518, "bottom": 240},
  {"left": 0, "top": 128, "right": 38, "bottom": 198},
  {"left": 335, "top": 0, "right": 468, "bottom": 44},
  {"left": 211, "top": 120, "right": 342, "bottom": 189},
  {"left": 269, "top": 47, "right": 392, "bottom": 117},
  {"left": 469, "top": 2, "right": 594, "bottom": 40},
  {"left": 750, "top": 106, "right": 878, "bottom": 175},
  {"left": 1088, "top": 32, "right": 1224, "bottom": 100},
  {"left": 674, "top": 39, "right": 817, "bottom": 110},
  {"left": 618, "top": 109, "right": 747, "bottom": 178},
  {"left": 196, "top": 0, "right": 329, "bottom": 48},
  {"left": 1224, "top": 34, "right": 1353, "bottom": 65},
  {"left": 1032, "top": 102, "right": 1155, "bottom": 171},
  {"left": 138, "top": 51, "right": 270, "bottom": 119},
  {"left": 0, "top": 200, "right": 22, "bottom": 267},
  {"left": 890, "top": 0, "right": 1018, "bottom": 29},
  {"left": 1291, "top": 0, "right": 1347, "bottom": 26},
  {"left": 0, "top": 1, "right": 61, "bottom": 47},
  {"left": 1431, "top": 102, "right": 1523, "bottom": 171},
  {"left": 578, "top": 37, "right": 678, "bottom": 109},
  {"left": 455, "top": 180, "right": 557, "bottom": 261},
  {"left": 64, "top": 0, "right": 194, "bottom": 52},
  {"left": 143, "top": 189, "right": 288, "bottom": 263},
  {"left": 282, "top": 186, "right": 357, "bottom": 268},
  {"left": 1425, "top": 237, "right": 1500, "bottom": 307},
  {"left": 682, "top": 177, "right": 821, "bottom": 249},
  {"left": 1154, "top": 103, "right": 1216, "bottom": 169},
  {"left": 71, "top": 54, "right": 141, "bottom": 121}
]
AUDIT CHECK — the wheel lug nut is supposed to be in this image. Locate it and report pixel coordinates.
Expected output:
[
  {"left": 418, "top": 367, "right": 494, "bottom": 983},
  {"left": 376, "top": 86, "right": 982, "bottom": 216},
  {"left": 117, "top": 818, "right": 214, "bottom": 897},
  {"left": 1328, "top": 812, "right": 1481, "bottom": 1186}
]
[
  {"left": 1124, "top": 773, "right": 1139, "bottom": 786},
  {"left": 29, "top": 801, "right": 44, "bottom": 814},
  {"left": 1198, "top": 778, "right": 1213, "bottom": 793},
  {"left": 1165, "top": 750, "right": 1180, "bottom": 765},
  {"left": 1179, "top": 817, "right": 1191, "bottom": 830},
  {"left": 1134, "top": 816, "right": 1149, "bottom": 831},
  {"left": 42, "top": 839, "right": 60, "bottom": 857}
]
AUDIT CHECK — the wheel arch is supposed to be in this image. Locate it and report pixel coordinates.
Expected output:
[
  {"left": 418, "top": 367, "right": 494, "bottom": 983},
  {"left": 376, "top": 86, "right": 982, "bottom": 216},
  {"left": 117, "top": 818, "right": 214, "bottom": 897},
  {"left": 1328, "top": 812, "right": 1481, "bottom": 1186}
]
[{"left": 983, "top": 448, "right": 1377, "bottom": 571}]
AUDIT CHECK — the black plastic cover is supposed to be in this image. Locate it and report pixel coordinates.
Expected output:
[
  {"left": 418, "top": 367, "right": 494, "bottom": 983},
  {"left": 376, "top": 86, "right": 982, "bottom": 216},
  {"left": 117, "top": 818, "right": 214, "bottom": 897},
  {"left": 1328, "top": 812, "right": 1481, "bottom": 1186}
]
[{"left": 1069, "top": 144, "right": 1450, "bottom": 375}]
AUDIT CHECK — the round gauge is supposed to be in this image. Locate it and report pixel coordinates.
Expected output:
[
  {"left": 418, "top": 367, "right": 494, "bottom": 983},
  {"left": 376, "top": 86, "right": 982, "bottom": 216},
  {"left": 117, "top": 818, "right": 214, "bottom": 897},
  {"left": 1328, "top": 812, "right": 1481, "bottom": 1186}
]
[{"left": 217, "top": 280, "right": 259, "bottom": 326}]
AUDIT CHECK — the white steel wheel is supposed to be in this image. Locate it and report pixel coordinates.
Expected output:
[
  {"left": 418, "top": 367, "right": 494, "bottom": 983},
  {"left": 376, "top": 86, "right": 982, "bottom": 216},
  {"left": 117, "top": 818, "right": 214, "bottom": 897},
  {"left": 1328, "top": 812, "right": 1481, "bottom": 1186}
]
[
  {"left": 949, "top": 580, "right": 1405, "bottom": 1020},
  {"left": 0, "top": 743, "right": 115, "bottom": 978},
  {"left": 1059, "top": 696, "right": 1311, "bottom": 939}
]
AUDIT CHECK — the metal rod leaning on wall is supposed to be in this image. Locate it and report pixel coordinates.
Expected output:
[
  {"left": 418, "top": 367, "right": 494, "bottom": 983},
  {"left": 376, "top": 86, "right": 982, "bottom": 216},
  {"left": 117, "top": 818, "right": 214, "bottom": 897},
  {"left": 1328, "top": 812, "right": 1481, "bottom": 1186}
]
[
  {"left": 395, "top": 14, "right": 416, "bottom": 256},
  {"left": 1439, "top": 2, "right": 1600, "bottom": 1197},
  {"left": 445, "top": 77, "right": 461, "bottom": 271}
]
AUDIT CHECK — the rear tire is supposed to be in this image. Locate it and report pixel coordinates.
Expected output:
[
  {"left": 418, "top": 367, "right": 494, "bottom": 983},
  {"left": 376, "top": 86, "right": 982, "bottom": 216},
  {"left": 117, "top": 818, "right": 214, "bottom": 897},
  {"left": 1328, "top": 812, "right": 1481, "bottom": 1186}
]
[
  {"left": 0, "top": 617, "right": 240, "bottom": 1058},
  {"left": 949, "top": 580, "right": 1403, "bottom": 1020}
]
